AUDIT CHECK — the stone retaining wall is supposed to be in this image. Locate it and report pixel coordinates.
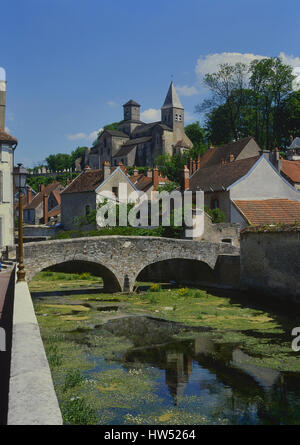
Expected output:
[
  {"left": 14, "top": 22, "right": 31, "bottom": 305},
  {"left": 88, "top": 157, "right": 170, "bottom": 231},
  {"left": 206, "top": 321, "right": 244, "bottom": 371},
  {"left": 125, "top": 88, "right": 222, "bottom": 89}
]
[{"left": 7, "top": 281, "right": 62, "bottom": 425}]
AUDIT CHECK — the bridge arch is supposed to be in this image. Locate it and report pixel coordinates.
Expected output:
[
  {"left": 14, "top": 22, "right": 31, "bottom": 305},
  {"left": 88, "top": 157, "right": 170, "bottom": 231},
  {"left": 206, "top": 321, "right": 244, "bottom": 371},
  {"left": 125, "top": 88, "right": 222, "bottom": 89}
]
[
  {"left": 135, "top": 257, "right": 215, "bottom": 287},
  {"left": 28, "top": 258, "right": 122, "bottom": 292}
]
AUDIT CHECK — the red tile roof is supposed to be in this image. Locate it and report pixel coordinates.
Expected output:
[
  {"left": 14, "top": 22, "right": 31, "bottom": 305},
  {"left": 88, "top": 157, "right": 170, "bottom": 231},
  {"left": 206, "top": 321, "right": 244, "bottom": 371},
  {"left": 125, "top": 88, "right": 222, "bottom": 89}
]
[
  {"left": 62, "top": 170, "right": 104, "bottom": 194},
  {"left": 0, "top": 128, "right": 18, "bottom": 144},
  {"left": 281, "top": 160, "right": 300, "bottom": 184},
  {"left": 24, "top": 182, "right": 63, "bottom": 209},
  {"left": 200, "top": 136, "right": 256, "bottom": 168},
  {"left": 233, "top": 199, "right": 300, "bottom": 226},
  {"left": 189, "top": 156, "right": 259, "bottom": 192}
]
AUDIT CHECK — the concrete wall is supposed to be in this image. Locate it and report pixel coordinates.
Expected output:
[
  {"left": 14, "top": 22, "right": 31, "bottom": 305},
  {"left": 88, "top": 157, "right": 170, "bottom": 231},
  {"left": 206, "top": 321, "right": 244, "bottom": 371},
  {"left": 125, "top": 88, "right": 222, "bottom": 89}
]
[
  {"left": 201, "top": 213, "right": 240, "bottom": 247},
  {"left": 240, "top": 229, "right": 300, "bottom": 303},
  {"left": 23, "top": 225, "right": 61, "bottom": 238},
  {"left": 8, "top": 281, "right": 62, "bottom": 425}
]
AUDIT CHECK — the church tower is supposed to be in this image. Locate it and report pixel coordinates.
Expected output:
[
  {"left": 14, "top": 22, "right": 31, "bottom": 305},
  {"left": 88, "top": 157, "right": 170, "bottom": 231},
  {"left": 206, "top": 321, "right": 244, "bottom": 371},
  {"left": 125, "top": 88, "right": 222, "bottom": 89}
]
[
  {"left": 161, "top": 82, "right": 184, "bottom": 131},
  {"left": 123, "top": 99, "right": 141, "bottom": 121}
]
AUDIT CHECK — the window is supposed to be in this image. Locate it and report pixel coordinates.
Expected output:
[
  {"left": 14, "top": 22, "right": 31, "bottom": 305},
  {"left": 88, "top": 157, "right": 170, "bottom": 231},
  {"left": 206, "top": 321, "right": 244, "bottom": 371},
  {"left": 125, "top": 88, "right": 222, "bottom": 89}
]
[
  {"left": 85, "top": 205, "right": 91, "bottom": 216},
  {"left": 175, "top": 114, "right": 178, "bottom": 121},
  {"left": 178, "top": 114, "right": 182, "bottom": 121},
  {"left": 112, "top": 186, "right": 118, "bottom": 198},
  {"left": 104, "top": 138, "right": 107, "bottom": 148},
  {"left": 211, "top": 198, "right": 219, "bottom": 209}
]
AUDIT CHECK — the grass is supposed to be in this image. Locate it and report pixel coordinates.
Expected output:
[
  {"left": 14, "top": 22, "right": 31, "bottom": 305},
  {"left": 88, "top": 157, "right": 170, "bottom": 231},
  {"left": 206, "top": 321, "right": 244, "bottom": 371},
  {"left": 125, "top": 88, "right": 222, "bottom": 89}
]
[{"left": 29, "top": 271, "right": 103, "bottom": 292}]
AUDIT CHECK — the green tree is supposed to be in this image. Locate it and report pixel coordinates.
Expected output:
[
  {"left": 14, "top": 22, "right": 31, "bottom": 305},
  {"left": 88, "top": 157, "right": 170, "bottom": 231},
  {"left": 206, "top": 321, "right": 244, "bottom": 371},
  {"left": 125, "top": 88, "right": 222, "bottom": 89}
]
[
  {"left": 196, "top": 62, "right": 249, "bottom": 141},
  {"left": 70, "top": 146, "right": 88, "bottom": 168},
  {"left": 249, "top": 57, "right": 295, "bottom": 148},
  {"left": 46, "top": 153, "right": 72, "bottom": 171}
]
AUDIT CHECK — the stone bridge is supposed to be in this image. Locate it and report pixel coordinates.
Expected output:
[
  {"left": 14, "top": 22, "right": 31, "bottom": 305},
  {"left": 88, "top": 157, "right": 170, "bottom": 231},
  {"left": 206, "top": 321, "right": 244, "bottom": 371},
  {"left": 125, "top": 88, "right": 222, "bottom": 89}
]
[{"left": 24, "top": 236, "right": 240, "bottom": 292}]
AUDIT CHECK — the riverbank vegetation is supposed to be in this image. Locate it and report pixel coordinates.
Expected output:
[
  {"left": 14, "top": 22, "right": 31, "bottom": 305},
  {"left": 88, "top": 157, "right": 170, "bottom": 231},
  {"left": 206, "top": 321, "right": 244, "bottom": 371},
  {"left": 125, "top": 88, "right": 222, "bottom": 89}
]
[{"left": 30, "top": 271, "right": 300, "bottom": 425}]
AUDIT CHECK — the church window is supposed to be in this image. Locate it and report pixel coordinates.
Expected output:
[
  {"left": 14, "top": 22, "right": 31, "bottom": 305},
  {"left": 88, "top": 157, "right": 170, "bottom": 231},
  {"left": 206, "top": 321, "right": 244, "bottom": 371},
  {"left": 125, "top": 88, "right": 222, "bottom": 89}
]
[
  {"left": 178, "top": 114, "right": 182, "bottom": 121},
  {"left": 175, "top": 114, "right": 178, "bottom": 121}
]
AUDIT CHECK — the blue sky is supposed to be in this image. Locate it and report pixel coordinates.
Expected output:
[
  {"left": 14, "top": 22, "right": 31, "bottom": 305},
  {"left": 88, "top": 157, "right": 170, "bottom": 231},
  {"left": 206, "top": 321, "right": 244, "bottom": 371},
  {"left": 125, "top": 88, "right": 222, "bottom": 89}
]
[{"left": 1, "top": 0, "right": 300, "bottom": 166}]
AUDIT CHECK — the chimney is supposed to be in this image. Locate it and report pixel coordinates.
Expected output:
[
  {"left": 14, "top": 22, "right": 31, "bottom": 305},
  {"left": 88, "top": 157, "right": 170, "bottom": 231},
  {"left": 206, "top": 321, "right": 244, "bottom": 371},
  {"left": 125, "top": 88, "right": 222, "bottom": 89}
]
[
  {"left": 27, "top": 186, "right": 32, "bottom": 205},
  {"left": 133, "top": 166, "right": 138, "bottom": 177},
  {"left": 147, "top": 168, "right": 152, "bottom": 178},
  {"left": 229, "top": 153, "right": 235, "bottom": 162},
  {"left": 66, "top": 178, "right": 70, "bottom": 185},
  {"left": 39, "top": 184, "right": 45, "bottom": 193},
  {"left": 43, "top": 193, "right": 49, "bottom": 224},
  {"left": 192, "top": 160, "right": 196, "bottom": 174},
  {"left": 103, "top": 161, "right": 111, "bottom": 179},
  {"left": 182, "top": 165, "right": 190, "bottom": 191},
  {"left": 0, "top": 69, "right": 6, "bottom": 131},
  {"left": 189, "top": 157, "right": 193, "bottom": 174},
  {"left": 196, "top": 155, "right": 200, "bottom": 171},
  {"left": 153, "top": 166, "right": 159, "bottom": 190}
]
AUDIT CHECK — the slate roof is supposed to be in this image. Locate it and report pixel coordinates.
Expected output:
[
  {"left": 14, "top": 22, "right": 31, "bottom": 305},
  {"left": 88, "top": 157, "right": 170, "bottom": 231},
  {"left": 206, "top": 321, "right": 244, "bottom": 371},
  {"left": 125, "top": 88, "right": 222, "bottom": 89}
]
[
  {"left": 122, "top": 136, "right": 152, "bottom": 146},
  {"left": 0, "top": 128, "right": 18, "bottom": 144},
  {"left": 123, "top": 99, "right": 141, "bottom": 107},
  {"left": 113, "top": 145, "right": 136, "bottom": 158},
  {"left": 233, "top": 199, "right": 300, "bottom": 226},
  {"left": 62, "top": 170, "right": 104, "bottom": 194},
  {"left": 103, "top": 129, "right": 129, "bottom": 138},
  {"left": 161, "top": 82, "right": 183, "bottom": 109},
  {"left": 189, "top": 156, "right": 260, "bottom": 192},
  {"left": 200, "top": 137, "right": 256, "bottom": 169},
  {"left": 24, "top": 182, "right": 63, "bottom": 209},
  {"left": 281, "top": 160, "right": 300, "bottom": 184}
]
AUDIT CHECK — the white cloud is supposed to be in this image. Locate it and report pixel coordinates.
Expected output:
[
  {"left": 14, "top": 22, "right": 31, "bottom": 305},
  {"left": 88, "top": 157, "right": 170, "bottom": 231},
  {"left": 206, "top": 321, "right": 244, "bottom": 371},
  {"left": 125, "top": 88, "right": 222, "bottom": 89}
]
[
  {"left": 141, "top": 108, "right": 161, "bottom": 123},
  {"left": 195, "top": 52, "right": 266, "bottom": 78},
  {"left": 175, "top": 85, "right": 198, "bottom": 96},
  {"left": 0, "top": 67, "right": 6, "bottom": 81},
  {"left": 195, "top": 51, "right": 300, "bottom": 91},
  {"left": 107, "top": 101, "right": 117, "bottom": 108},
  {"left": 66, "top": 128, "right": 103, "bottom": 142}
]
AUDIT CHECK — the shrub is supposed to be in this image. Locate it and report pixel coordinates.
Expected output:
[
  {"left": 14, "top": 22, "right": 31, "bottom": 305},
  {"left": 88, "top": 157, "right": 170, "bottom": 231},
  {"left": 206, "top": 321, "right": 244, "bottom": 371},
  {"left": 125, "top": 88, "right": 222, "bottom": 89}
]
[
  {"left": 63, "top": 370, "right": 85, "bottom": 392},
  {"left": 62, "top": 397, "right": 98, "bottom": 425},
  {"left": 150, "top": 283, "right": 161, "bottom": 292},
  {"left": 177, "top": 287, "right": 191, "bottom": 297},
  {"left": 78, "top": 272, "right": 92, "bottom": 280}
]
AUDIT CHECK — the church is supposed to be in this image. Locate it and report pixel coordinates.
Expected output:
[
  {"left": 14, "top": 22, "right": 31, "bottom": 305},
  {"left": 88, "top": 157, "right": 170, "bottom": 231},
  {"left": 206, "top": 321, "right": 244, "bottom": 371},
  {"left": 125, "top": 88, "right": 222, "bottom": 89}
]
[{"left": 85, "top": 82, "right": 193, "bottom": 169}]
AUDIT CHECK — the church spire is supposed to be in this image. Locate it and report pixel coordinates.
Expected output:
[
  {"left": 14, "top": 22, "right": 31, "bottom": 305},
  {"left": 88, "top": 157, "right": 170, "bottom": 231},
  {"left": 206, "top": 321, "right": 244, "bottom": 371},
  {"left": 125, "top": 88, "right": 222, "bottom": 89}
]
[{"left": 161, "top": 82, "right": 183, "bottom": 110}]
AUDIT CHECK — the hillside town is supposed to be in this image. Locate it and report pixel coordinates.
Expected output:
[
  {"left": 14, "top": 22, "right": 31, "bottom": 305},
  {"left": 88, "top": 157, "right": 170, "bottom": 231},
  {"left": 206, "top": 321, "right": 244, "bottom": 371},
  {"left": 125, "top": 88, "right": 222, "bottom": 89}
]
[{"left": 1, "top": 0, "right": 300, "bottom": 429}]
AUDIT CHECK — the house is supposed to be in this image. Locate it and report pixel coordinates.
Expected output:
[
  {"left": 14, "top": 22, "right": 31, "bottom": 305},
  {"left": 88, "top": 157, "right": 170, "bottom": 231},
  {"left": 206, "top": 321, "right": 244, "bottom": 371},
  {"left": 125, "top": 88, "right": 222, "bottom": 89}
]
[
  {"left": 0, "top": 129, "right": 18, "bottom": 250},
  {"left": 199, "top": 136, "right": 261, "bottom": 169},
  {"left": 280, "top": 159, "right": 300, "bottom": 190},
  {"left": 23, "top": 181, "right": 64, "bottom": 225},
  {"left": 61, "top": 164, "right": 170, "bottom": 230},
  {"left": 232, "top": 199, "right": 300, "bottom": 227},
  {"left": 287, "top": 137, "right": 300, "bottom": 161},
  {"left": 84, "top": 82, "right": 192, "bottom": 169},
  {"left": 189, "top": 154, "right": 300, "bottom": 227}
]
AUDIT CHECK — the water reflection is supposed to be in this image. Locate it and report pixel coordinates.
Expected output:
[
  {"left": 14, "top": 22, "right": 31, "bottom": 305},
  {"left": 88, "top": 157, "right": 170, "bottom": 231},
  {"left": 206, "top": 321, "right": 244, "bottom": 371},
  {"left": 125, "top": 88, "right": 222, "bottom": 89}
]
[{"left": 120, "top": 333, "right": 300, "bottom": 424}]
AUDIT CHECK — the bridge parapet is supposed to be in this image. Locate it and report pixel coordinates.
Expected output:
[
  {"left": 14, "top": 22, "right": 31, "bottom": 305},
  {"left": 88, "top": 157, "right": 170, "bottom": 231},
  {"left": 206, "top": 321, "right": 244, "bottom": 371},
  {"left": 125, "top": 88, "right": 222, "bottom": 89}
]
[{"left": 24, "top": 236, "right": 240, "bottom": 291}]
